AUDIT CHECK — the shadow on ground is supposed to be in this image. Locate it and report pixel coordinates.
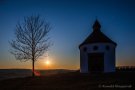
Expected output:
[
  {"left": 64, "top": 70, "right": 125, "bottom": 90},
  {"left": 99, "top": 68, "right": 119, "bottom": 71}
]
[{"left": 0, "top": 71, "right": 134, "bottom": 90}]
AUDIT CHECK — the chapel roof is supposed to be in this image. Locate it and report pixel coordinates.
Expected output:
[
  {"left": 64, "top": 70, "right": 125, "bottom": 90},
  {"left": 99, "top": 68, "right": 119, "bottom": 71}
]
[{"left": 79, "top": 20, "right": 117, "bottom": 48}]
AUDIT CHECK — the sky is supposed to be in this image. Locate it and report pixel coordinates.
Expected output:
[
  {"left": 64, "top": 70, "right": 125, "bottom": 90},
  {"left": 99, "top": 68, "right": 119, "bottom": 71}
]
[{"left": 0, "top": 0, "right": 135, "bottom": 70}]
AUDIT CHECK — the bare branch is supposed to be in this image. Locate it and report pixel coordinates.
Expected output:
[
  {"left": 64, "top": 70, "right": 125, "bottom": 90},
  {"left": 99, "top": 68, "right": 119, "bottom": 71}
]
[{"left": 9, "top": 15, "right": 51, "bottom": 76}]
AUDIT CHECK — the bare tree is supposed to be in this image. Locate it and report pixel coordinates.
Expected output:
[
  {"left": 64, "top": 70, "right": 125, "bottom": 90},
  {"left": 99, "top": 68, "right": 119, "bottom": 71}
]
[{"left": 10, "top": 15, "right": 51, "bottom": 77}]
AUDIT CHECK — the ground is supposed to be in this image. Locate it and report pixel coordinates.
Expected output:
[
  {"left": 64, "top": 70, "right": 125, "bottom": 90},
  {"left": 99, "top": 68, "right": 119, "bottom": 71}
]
[{"left": 0, "top": 71, "right": 134, "bottom": 90}]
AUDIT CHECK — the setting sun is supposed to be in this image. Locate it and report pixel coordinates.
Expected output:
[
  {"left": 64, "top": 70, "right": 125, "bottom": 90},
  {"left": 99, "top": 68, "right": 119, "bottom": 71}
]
[{"left": 45, "top": 60, "right": 50, "bottom": 65}]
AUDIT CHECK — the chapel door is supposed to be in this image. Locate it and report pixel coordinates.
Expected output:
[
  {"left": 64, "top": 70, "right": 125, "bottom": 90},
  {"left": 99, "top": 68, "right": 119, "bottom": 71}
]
[{"left": 88, "top": 53, "right": 104, "bottom": 73}]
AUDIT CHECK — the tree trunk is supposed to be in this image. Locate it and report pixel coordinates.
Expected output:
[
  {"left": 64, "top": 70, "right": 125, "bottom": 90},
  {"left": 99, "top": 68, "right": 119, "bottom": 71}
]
[{"left": 32, "top": 60, "right": 35, "bottom": 77}]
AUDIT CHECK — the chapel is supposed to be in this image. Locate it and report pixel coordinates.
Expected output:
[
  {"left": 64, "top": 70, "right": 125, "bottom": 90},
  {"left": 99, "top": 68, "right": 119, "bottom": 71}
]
[{"left": 79, "top": 20, "right": 117, "bottom": 73}]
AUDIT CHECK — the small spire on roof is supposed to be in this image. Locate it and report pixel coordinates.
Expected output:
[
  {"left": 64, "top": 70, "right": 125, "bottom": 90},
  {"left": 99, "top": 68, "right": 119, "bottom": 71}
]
[{"left": 92, "top": 19, "right": 101, "bottom": 31}]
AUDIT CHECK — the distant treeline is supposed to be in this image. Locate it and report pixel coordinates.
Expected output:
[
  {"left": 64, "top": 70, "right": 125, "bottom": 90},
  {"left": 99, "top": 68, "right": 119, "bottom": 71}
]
[{"left": 116, "top": 66, "right": 135, "bottom": 71}]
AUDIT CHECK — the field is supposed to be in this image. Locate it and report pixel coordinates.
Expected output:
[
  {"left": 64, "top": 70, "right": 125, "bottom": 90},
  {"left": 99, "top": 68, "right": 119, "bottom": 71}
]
[{"left": 0, "top": 70, "right": 134, "bottom": 90}]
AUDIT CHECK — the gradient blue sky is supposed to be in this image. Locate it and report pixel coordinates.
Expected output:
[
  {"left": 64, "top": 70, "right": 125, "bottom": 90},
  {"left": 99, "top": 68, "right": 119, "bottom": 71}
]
[{"left": 0, "top": 0, "right": 135, "bottom": 69}]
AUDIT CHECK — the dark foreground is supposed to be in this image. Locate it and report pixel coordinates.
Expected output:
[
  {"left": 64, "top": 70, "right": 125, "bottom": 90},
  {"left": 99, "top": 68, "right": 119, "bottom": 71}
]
[{"left": 0, "top": 72, "right": 135, "bottom": 90}]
